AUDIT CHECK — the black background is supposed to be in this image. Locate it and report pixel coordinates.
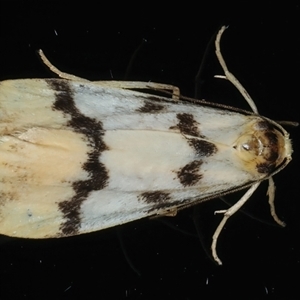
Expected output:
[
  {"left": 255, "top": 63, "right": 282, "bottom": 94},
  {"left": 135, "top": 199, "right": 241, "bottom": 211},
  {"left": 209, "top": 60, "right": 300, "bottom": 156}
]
[{"left": 0, "top": 1, "right": 299, "bottom": 299}]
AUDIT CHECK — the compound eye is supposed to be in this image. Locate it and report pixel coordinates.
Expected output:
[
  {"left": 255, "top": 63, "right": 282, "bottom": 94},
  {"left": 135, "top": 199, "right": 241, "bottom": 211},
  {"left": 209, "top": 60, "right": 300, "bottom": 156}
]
[
  {"left": 234, "top": 134, "right": 261, "bottom": 161},
  {"left": 242, "top": 143, "right": 250, "bottom": 151}
]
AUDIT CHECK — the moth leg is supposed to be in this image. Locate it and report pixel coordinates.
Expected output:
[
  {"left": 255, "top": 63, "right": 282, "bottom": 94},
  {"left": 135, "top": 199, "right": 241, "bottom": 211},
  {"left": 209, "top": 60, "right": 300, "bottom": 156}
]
[
  {"left": 159, "top": 207, "right": 178, "bottom": 217},
  {"left": 267, "top": 177, "right": 285, "bottom": 227},
  {"left": 149, "top": 207, "right": 178, "bottom": 219},
  {"left": 38, "top": 50, "right": 89, "bottom": 82},
  {"left": 38, "top": 50, "right": 180, "bottom": 99},
  {"left": 214, "top": 26, "right": 258, "bottom": 114},
  {"left": 276, "top": 120, "right": 299, "bottom": 127},
  {"left": 91, "top": 81, "right": 181, "bottom": 100},
  {"left": 211, "top": 182, "right": 260, "bottom": 265}
]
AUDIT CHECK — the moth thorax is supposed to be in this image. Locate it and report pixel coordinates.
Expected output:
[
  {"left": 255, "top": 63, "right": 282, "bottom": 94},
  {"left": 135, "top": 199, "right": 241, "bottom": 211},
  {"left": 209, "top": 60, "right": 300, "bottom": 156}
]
[{"left": 233, "top": 120, "right": 289, "bottom": 175}]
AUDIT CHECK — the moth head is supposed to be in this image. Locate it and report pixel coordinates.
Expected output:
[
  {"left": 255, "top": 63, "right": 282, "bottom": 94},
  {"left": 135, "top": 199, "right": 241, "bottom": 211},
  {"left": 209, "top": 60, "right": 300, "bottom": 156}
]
[{"left": 233, "top": 119, "right": 293, "bottom": 176}]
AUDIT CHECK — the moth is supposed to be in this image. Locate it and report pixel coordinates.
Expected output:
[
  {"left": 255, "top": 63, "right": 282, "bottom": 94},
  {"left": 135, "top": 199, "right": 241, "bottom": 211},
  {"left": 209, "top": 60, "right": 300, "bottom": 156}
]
[{"left": 0, "top": 26, "right": 295, "bottom": 264}]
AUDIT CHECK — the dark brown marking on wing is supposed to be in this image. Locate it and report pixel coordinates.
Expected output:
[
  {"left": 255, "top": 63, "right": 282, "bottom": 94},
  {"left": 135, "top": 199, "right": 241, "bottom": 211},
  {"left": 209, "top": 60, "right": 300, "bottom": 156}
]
[
  {"left": 138, "top": 191, "right": 182, "bottom": 213},
  {"left": 46, "top": 79, "right": 109, "bottom": 236},
  {"left": 136, "top": 100, "right": 165, "bottom": 113},
  {"left": 139, "top": 191, "right": 171, "bottom": 204},
  {"left": 188, "top": 139, "right": 218, "bottom": 157},
  {"left": 170, "top": 113, "right": 204, "bottom": 137},
  {"left": 176, "top": 160, "right": 203, "bottom": 187}
]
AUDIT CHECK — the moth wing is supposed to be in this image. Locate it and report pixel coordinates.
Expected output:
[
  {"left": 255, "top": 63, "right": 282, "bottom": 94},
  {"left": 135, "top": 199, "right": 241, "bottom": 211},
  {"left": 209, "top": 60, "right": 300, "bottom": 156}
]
[{"left": 0, "top": 79, "right": 260, "bottom": 238}]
